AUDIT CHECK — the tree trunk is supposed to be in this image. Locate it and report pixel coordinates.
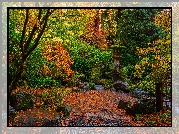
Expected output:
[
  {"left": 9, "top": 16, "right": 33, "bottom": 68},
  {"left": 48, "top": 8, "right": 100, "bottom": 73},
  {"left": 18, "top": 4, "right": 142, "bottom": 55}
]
[
  {"left": 9, "top": 56, "right": 27, "bottom": 95},
  {"left": 156, "top": 82, "right": 164, "bottom": 112}
]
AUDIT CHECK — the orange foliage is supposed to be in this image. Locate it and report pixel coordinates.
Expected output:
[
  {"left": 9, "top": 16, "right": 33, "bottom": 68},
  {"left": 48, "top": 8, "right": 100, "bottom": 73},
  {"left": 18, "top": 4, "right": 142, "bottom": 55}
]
[{"left": 42, "top": 42, "right": 74, "bottom": 81}]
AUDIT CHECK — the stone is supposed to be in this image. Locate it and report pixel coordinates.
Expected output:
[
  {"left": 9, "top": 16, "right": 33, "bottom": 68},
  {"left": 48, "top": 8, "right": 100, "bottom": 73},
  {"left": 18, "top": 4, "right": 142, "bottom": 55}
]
[
  {"left": 118, "top": 100, "right": 129, "bottom": 109},
  {"left": 9, "top": 106, "right": 16, "bottom": 115},
  {"left": 94, "top": 85, "right": 104, "bottom": 90},
  {"left": 134, "top": 88, "right": 141, "bottom": 94},
  {"left": 55, "top": 104, "right": 71, "bottom": 118},
  {"left": 84, "top": 83, "right": 90, "bottom": 91},
  {"left": 113, "top": 81, "right": 129, "bottom": 92},
  {"left": 111, "top": 87, "right": 116, "bottom": 91},
  {"left": 133, "top": 88, "right": 148, "bottom": 98}
]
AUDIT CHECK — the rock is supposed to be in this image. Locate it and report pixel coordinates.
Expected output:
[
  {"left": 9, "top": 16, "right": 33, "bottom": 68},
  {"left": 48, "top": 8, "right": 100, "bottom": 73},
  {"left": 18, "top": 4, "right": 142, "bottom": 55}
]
[
  {"left": 125, "top": 99, "right": 156, "bottom": 115},
  {"left": 94, "top": 85, "right": 104, "bottom": 90},
  {"left": 56, "top": 104, "right": 71, "bottom": 118},
  {"left": 84, "top": 83, "right": 90, "bottom": 91},
  {"left": 118, "top": 100, "right": 129, "bottom": 109},
  {"left": 134, "top": 88, "right": 141, "bottom": 94},
  {"left": 134, "top": 88, "right": 148, "bottom": 98},
  {"left": 164, "top": 100, "right": 171, "bottom": 109},
  {"left": 113, "top": 81, "right": 129, "bottom": 92},
  {"left": 111, "top": 87, "right": 116, "bottom": 91},
  {"left": 139, "top": 91, "right": 148, "bottom": 97},
  {"left": 9, "top": 106, "right": 16, "bottom": 115},
  {"left": 10, "top": 90, "right": 35, "bottom": 111}
]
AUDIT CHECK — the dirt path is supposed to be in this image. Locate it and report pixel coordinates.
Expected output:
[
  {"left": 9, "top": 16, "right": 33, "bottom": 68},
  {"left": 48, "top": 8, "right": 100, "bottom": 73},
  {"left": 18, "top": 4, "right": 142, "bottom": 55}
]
[{"left": 61, "top": 90, "right": 142, "bottom": 126}]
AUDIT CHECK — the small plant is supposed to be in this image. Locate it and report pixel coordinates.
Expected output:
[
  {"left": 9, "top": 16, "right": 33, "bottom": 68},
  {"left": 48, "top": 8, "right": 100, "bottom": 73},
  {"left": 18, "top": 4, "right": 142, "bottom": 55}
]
[
  {"left": 68, "top": 72, "right": 85, "bottom": 87},
  {"left": 97, "top": 79, "right": 113, "bottom": 90},
  {"left": 89, "top": 81, "right": 95, "bottom": 89},
  {"left": 135, "top": 114, "right": 142, "bottom": 121}
]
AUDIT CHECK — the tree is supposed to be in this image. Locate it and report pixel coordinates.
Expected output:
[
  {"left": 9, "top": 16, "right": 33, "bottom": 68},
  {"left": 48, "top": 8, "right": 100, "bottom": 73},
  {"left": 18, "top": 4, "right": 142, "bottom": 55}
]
[
  {"left": 9, "top": 9, "right": 56, "bottom": 93},
  {"left": 117, "top": 9, "right": 167, "bottom": 77},
  {"left": 134, "top": 9, "right": 171, "bottom": 94}
]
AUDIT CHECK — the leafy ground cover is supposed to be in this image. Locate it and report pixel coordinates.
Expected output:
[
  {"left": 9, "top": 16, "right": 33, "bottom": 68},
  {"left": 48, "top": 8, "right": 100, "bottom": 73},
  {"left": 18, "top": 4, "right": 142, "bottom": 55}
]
[{"left": 8, "top": 87, "right": 171, "bottom": 127}]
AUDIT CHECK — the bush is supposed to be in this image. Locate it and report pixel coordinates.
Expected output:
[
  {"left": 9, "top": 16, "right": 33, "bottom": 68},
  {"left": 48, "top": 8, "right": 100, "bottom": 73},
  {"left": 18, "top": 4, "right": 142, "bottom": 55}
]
[
  {"left": 128, "top": 80, "right": 156, "bottom": 97},
  {"left": 10, "top": 90, "right": 35, "bottom": 111},
  {"left": 97, "top": 79, "right": 113, "bottom": 89},
  {"left": 40, "top": 89, "right": 63, "bottom": 109},
  {"left": 71, "top": 56, "right": 92, "bottom": 81},
  {"left": 65, "top": 40, "right": 113, "bottom": 82},
  {"left": 90, "top": 68, "right": 102, "bottom": 84},
  {"left": 27, "top": 76, "right": 62, "bottom": 88},
  {"left": 68, "top": 72, "right": 85, "bottom": 87}
]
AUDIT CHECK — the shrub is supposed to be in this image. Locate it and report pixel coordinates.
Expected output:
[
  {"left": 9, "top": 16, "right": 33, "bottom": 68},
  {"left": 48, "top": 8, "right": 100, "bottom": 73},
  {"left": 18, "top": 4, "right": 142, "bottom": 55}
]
[
  {"left": 10, "top": 90, "right": 35, "bottom": 111},
  {"left": 97, "top": 79, "right": 113, "bottom": 89},
  {"left": 71, "top": 56, "right": 92, "bottom": 81},
  {"left": 27, "top": 76, "right": 61, "bottom": 88},
  {"left": 68, "top": 71, "right": 85, "bottom": 87},
  {"left": 128, "top": 79, "right": 156, "bottom": 97},
  {"left": 64, "top": 40, "right": 113, "bottom": 82},
  {"left": 40, "top": 89, "right": 63, "bottom": 109}
]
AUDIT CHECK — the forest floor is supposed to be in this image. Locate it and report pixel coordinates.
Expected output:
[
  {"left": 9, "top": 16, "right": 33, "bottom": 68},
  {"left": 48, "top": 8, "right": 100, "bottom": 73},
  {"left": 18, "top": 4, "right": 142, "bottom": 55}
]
[
  {"left": 8, "top": 88, "right": 171, "bottom": 127},
  {"left": 61, "top": 89, "right": 140, "bottom": 126}
]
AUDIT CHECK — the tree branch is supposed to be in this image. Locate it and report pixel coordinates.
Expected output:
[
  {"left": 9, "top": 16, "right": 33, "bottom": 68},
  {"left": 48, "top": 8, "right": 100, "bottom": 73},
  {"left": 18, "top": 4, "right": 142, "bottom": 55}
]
[
  {"left": 25, "top": 9, "right": 55, "bottom": 59},
  {"left": 20, "top": 9, "right": 29, "bottom": 55},
  {"left": 40, "top": 9, "right": 55, "bottom": 26},
  {"left": 24, "top": 9, "right": 42, "bottom": 52}
]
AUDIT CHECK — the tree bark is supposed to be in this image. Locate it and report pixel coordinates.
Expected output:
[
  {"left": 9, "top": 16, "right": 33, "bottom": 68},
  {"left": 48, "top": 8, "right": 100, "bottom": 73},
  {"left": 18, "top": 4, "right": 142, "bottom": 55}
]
[{"left": 156, "top": 82, "right": 164, "bottom": 112}]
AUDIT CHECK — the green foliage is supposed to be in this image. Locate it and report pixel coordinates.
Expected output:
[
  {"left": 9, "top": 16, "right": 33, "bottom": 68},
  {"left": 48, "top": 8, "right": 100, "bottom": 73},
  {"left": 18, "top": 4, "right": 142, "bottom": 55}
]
[
  {"left": 68, "top": 72, "right": 85, "bottom": 86},
  {"left": 65, "top": 39, "right": 113, "bottom": 82},
  {"left": 26, "top": 76, "right": 61, "bottom": 88},
  {"left": 71, "top": 56, "right": 92, "bottom": 81},
  {"left": 97, "top": 79, "right": 113, "bottom": 89},
  {"left": 23, "top": 47, "right": 44, "bottom": 77},
  {"left": 128, "top": 79, "right": 156, "bottom": 96},
  {"left": 90, "top": 68, "right": 102, "bottom": 83},
  {"left": 120, "top": 66, "right": 135, "bottom": 83},
  {"left": 117, "top": 9, "right": 167, "bottom": 68},
  {"left": 134, "top": 9, "right": 171, "bottom": 84},
  {"left": 88, "top": 81, "right": 95, "bottom": 89},
  {"left": 10, "top": 91, "right": 35, "bottom": 111},
  {"left": 40, "top": 89, "right": 63, "bottom": 109}
]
